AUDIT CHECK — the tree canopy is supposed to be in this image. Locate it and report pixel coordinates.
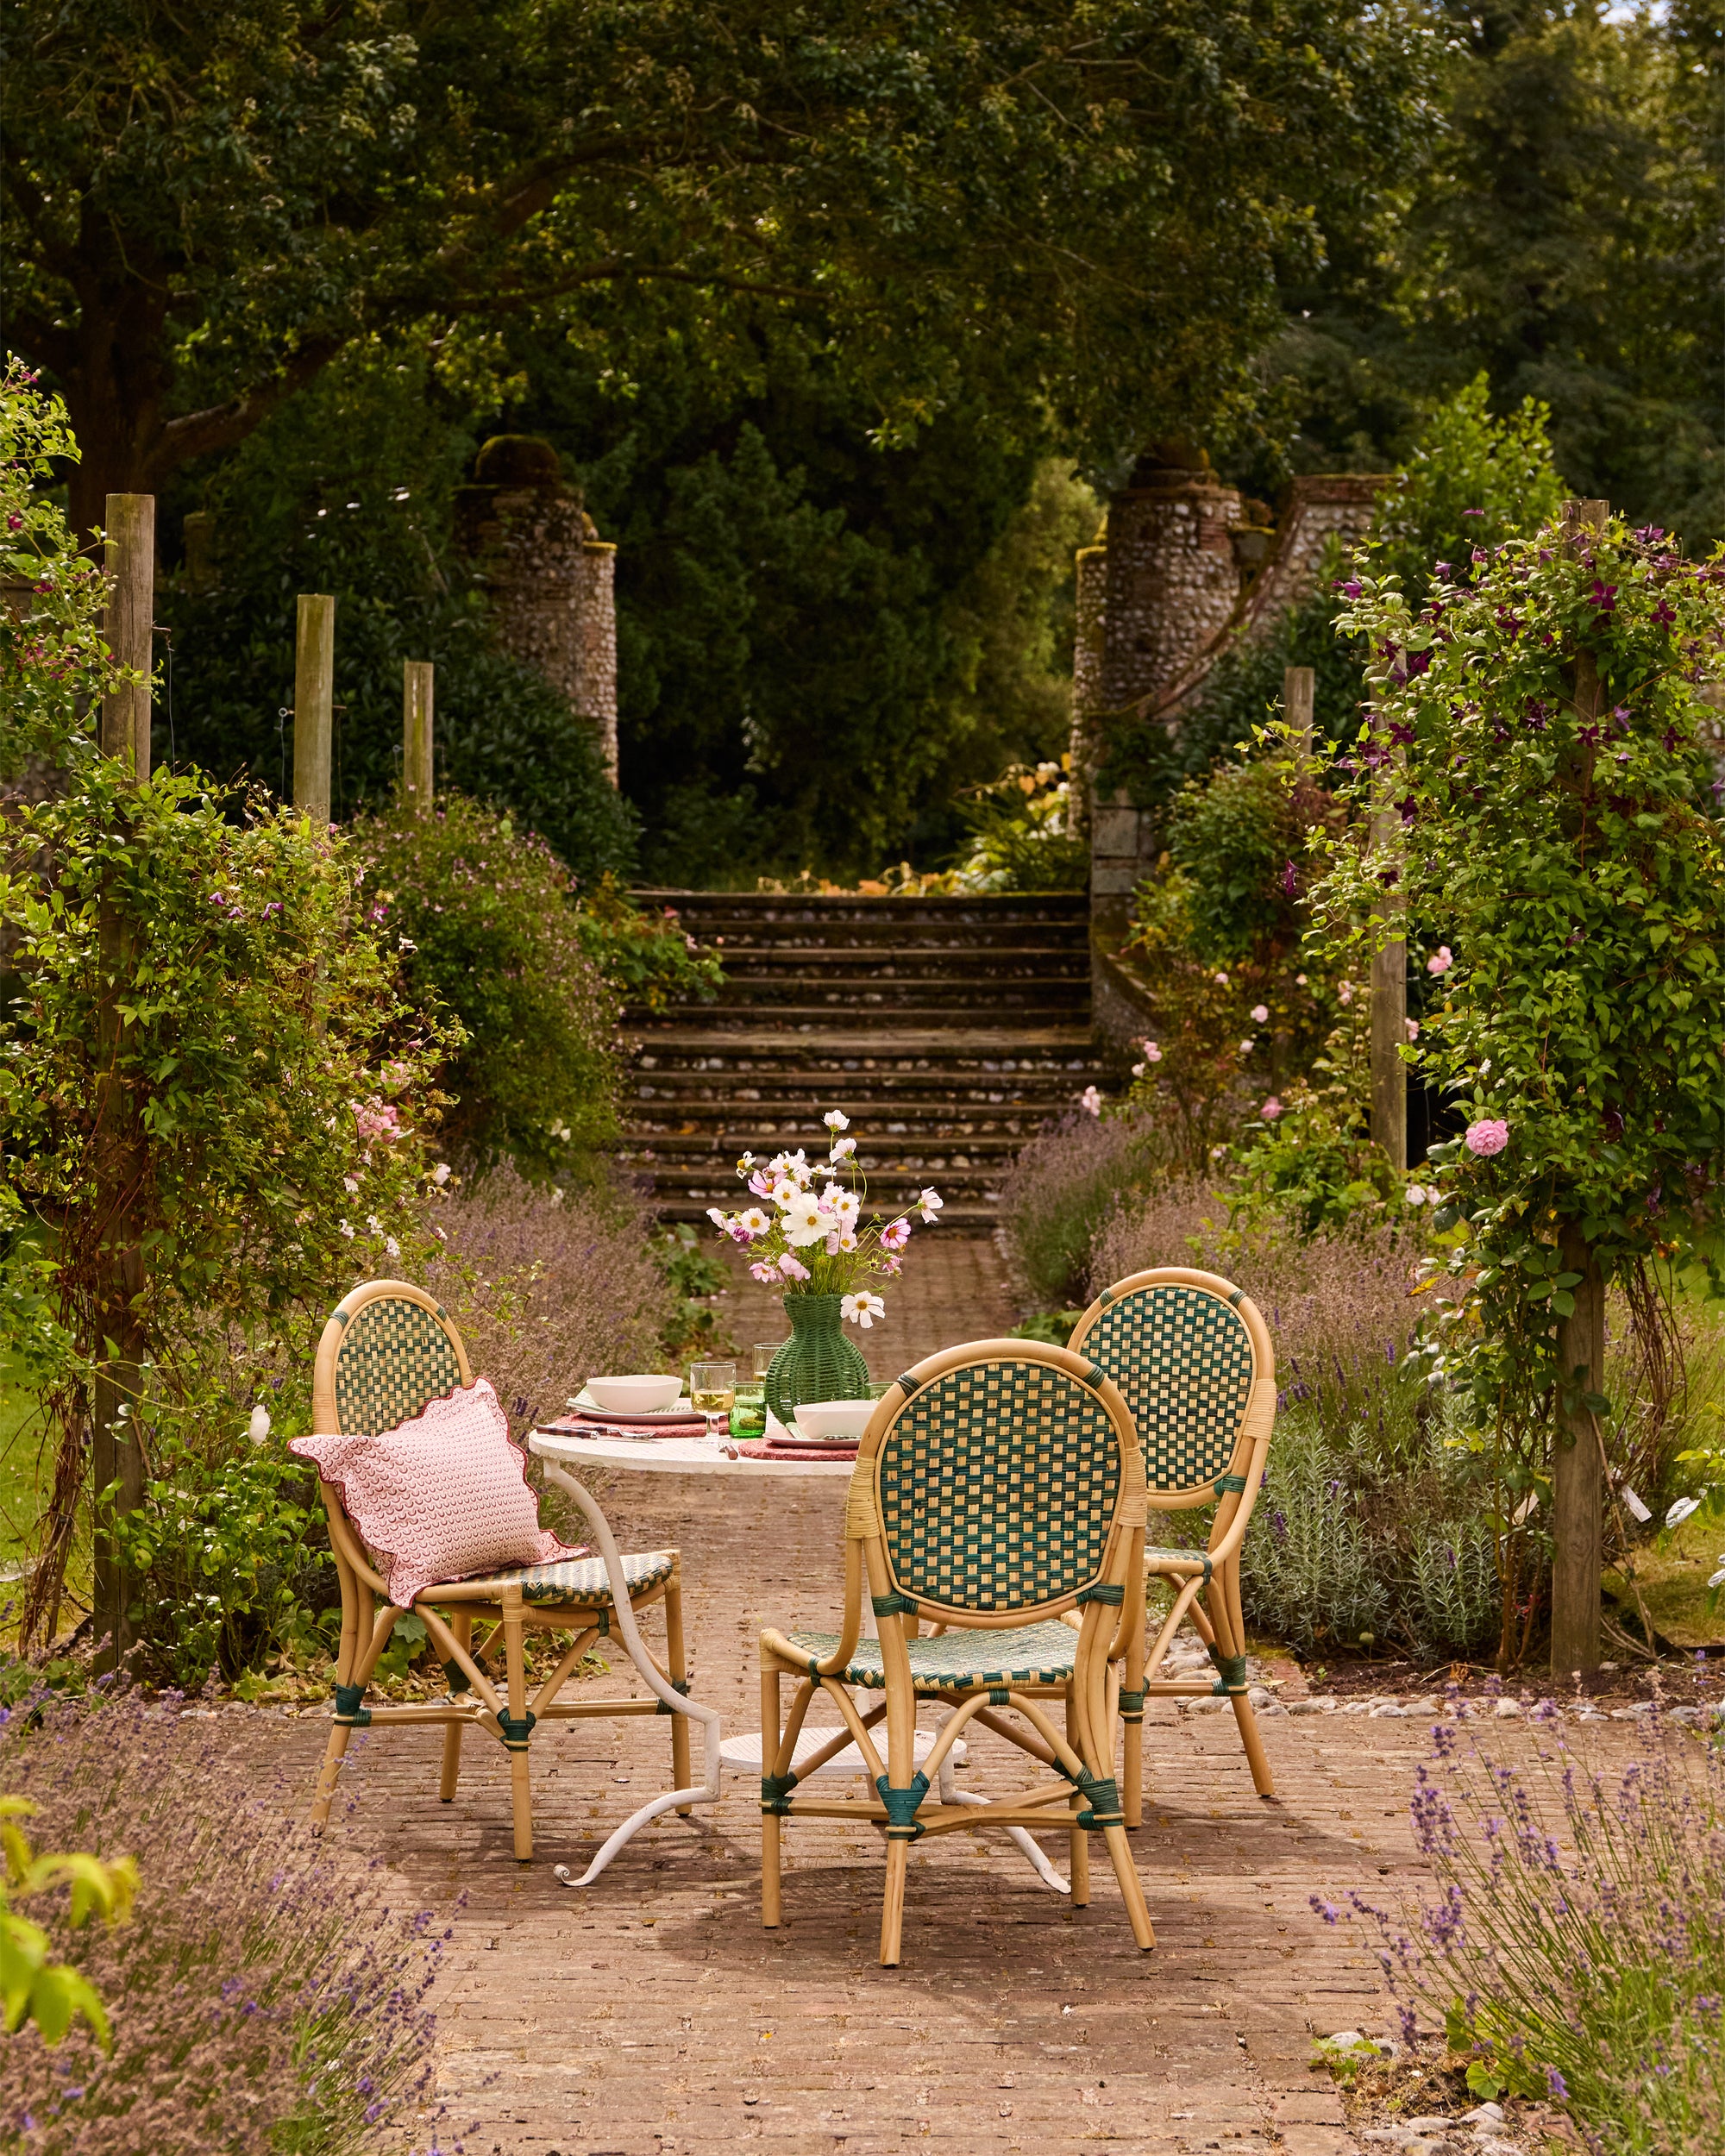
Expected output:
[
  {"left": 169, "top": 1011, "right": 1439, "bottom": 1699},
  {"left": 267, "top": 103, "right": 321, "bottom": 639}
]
[{"left": 3, "top": 0, "right": 1423, "bottom": 535}]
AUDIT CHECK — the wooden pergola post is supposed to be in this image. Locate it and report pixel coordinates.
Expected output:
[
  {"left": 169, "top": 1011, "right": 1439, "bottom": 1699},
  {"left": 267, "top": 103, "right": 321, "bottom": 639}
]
[
  {"left": 403, "top": 661, "right": 435, "bottom": 814},
  {"left": 1550, "top": 497, "right": 1612, "bottom": 1683},
  {"left": 293, "top": 595, "right": 336, "bottom": 824},
  {"left": 92, "top": 493, "right": 154, "bottom": 1667},
  {"left": 1368, "top": 764, "right": 1407, "bottom": 1171},
  {"left": 1283, "top": 666, "right": 1314, "bottom": 765}
]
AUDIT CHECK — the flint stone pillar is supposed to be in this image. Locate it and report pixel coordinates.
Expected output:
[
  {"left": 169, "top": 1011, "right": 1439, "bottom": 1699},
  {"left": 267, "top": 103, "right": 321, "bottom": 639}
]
[{"left": 456, "top": 436, "right": 619, "bottom": 782}]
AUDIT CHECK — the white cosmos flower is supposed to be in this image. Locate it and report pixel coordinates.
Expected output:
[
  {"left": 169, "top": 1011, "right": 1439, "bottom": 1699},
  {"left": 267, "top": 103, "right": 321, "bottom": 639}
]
[
  {"left": 769, "top": 1177, "right": 800, "bottom": 1208},
  {"left": 831, "top": 1188, "right": 860, "bottom": 1225},
  {"left": 842, "top": 1290, "right": 885, "bottom": 1328},
  {"left": 830, "top": 1134, "right": 857, "bottom": 1163},
  {"left": 738, "top": 1207, "right": 770, "bottom": 1236},
  {"left": 824, "top": 1109, "right": 850, "bottom": 1131},
  {"left": 837, "top": 1229, "right": 858, "bottom": 1252},
  {"left": 706, "top": 1206, "right": 728, "bottom": 1228},
  {"left": 917, "top": 1188, "right": 944, "bottom": 1224},
  {"left": 783, "top": 1193, "right": 826, "bottom": 1247}
]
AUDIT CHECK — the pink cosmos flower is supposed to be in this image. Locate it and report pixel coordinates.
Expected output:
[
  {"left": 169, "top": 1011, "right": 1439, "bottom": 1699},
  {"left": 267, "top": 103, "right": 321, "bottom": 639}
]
[
  {"left": 750, "top": 1261, "right": 780, "bottom": 1284},
  {"left": 748, "top": 1169, "right": 774, "bottom": 1199},
  {"left": 1260, "top": 1097, "right": 1283, "bottom": 1121},
  {"left": 1465, "top": 1118, "right": 1509, "bottom": 1156},
  {"left": 881, "top": 1219, "right": 912, "bottom": 1250},
  {"left": 777, "top": 1253, "right": 812, "bottom": 1282}
]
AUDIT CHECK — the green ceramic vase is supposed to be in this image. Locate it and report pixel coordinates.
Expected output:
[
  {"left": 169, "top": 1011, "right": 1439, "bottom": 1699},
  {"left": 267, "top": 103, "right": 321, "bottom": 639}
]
[{"left": 763, "top": 1292, "right": 870, "bottom": 1427}]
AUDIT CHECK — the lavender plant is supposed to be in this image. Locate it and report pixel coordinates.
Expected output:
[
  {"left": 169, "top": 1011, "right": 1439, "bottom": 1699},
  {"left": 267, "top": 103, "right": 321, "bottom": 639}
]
[
  {"left": 1338, "top": 1708, "right": 1725, "bottom": 2152},
  {"left": 0, "top": 1690, "right": 444, "bottom": 2153}
]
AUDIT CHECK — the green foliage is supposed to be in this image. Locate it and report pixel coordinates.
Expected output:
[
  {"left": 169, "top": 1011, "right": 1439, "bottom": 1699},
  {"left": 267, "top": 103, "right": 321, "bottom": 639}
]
[
  {"left": 351, "top": 796, "right": 618, "bottom": 1181},
  {"left": 160, "top": 343, "right": 639, "bottom": 885},
  {"left": 1250, "top": 3, "right": 1722, "bottom": 542},
  {"left": 0, "top": 1797, "right": 136, "bottom": 2055},
  {"left": 574, "top": 880, "right": 724, "bottom": 1014},
  {"left": 1320, "top": 516, "right": 1725, "bottom": 1438},
  {"left": 3, "top": 0, "right": 1425, "bottom": 535},
  {"left": 0, "top": 361, "right": 122, "bottom": 776},
  {"left": 652, "top": 1225, "right": 733, "bottom": 1361},
  {"left": 108, "top": 1435, "right": 328, "bottom": 1689},
  {"left": 948, "top": 761, "right": 1089, "bottom": 893}
]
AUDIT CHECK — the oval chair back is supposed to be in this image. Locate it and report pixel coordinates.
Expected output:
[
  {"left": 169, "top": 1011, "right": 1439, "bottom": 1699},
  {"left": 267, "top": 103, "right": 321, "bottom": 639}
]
[
  {"left": 863, "top": 1342, "right": 1141, "bottom": 1625},
  {"left": 1067, "top": 1267, "right": 1278, "bottom": 1806},
  {"left": 311, "top": 1278, "right": 472, "bottom": 1438}
]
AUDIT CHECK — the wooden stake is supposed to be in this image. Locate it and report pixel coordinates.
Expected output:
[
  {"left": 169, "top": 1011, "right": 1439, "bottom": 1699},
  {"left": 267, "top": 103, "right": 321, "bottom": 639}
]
[
  {"left": 99, "top": 494, "right": 154, "bottom": 777},
  {"left": 293, "top": 595, "right": 336, "bottom": 823},
  {"left": 92, "top": 493, "right": 154, "bottom": 1668},
  {"left": 1283, "top": 666, "right": 1314, "bottom": 765},
  {"left": 1548, "top": 496, "right": 1611, "bottom": 1682},
  {"left": 1368, "top": 769, "right": 1407, "bottom": 1170},
  {"left": 1552, "top": 1234, "right": 1606, "bottom": 1681},
  {"left": 403, "top": 661, "right": 435, "bottom": 815}
]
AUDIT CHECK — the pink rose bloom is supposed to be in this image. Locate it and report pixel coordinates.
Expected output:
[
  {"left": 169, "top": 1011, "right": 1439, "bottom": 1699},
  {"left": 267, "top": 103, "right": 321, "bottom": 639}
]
[
  {"left": 1405, "top": 1018, "right": 1420, "bottom": 1043},
  {"left": 1427, "top": 945, "right": 1453, "bottom": 976},
  {"left": 1140, "top": 1040, "right": 1163, "bottom": 1063},
  {"left": 1465, "top": 1118, "right": 1509, "bottom": 1156},
  {"left": 1260, "top": 1097, "right": 1283, "bottom": 1121},
  {"left": 1251, "top": 1004, "right": 1269, "bottom": 1025}
]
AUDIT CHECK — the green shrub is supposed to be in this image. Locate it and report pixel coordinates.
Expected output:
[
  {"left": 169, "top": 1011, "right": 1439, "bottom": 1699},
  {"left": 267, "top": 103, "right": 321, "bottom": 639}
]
[
  {"left": 948, "top": 761, "right": 1088, "bottom": 892},
  {"left": 353, "top": 795, "right": 619, "bottom": 1180},
  {"left": 574, "top": 879, "right": 724, "bottom": 1013}
]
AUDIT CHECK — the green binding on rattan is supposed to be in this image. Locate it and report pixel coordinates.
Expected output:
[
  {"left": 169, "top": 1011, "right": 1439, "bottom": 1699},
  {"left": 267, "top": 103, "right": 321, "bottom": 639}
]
[
  {"left": 894, "top": 1372, "right": 921, "bottom": 1397},
  {"left": 1214, "top": 1473, "right": 1248, "bottom": 1496},
  {"left": 875, "top": 1770, "right": 930, "bottom": 1840},
  {"left": 1085, "top": 1360, "right": 1105, "bottom": 1388},
  {"left": 1076, "top": 1582, "right": 1125, "bottom": 1607},
  {"left": 1118, "top": 1688, "right": 1145, "bottom": 1718},
  {"left": 495, "top": 1708, "right": 536, "bottom": 1748},
  {"left": 655, "top": 1678, "right": 692, "bottom": 1714},
  {"left": 332, "top": 1682, "right": 371, "bottom": 1726},
  {"left": 442, "top": 1658, "right": 471, "bottom": 1695},
  {"left": 871, "top": 1591, "right": 919, "bottom": 1616},
  {"left": 761, "top": 1771, "right": 800, "bottom": 1813},
  {"left": 1208, "top": 1646, "right": 1249, "bottom": 1691},
  {"left": 1057, "top": 1760, "right": 1124, "bottom": 1830},
  {"left": 988, "top": 1687, "right": 1009, "bottom": 1705}
]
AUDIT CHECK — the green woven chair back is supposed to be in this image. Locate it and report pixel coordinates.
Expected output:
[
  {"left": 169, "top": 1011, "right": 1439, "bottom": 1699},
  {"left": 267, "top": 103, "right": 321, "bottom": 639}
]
[
  {"left": 877, "top": 1358, "right": 1122, "bottom": 1614},
  {"left": 331, "top": 1291, "right": 464, "bottom": 1436},
  {"left": 1079, "top": 1282, "right": 1257, "bottom": 1497}
]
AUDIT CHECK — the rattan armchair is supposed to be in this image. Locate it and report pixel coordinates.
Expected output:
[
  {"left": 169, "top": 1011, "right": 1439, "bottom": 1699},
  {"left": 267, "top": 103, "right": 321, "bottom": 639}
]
[
  {"left": 1068, "top": 1267, "right": 1278, "bottom": 1821},
  {"left": 758, "top": 1338, "right": 1154, "bottom": 1966},
  {"left": 306, "top": 1278, "right": 690, "bottom": 1862}
]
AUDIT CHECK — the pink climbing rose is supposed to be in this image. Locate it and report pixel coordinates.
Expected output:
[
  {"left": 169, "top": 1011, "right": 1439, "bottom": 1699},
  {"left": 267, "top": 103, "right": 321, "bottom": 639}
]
[
  {"left": 1465, "top": 1118, "right": 1509, "bottom": 1156},
  {"left": 1427, "top": 945, "right": 1453, "bottom": 975},
  {"left": 1260, "top": 1096, "right": 1283, "bottom": 1121}
]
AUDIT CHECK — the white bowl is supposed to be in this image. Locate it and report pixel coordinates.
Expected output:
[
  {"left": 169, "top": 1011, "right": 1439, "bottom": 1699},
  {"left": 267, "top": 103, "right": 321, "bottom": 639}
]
[
  {"left": 587, "top": 1375, "right": 682, "bottom": 1413},
  {"left": 794, "top": 1399, "right": 875, "bottom": 1441}
]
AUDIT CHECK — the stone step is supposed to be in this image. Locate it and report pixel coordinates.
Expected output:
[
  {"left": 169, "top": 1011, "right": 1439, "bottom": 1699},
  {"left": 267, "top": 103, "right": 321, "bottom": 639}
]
[
  {"left": 648, "top": 1194, "right": 1007, "bottom": 1232},
  {"left": 637, "top": 889, "right": 1088, "bottom": 929},
  {"left": 621, "top": 1131, "right": 1022, "bottom": 1165},
  {"left": 625, "top": 1097, "right": 1071, "bottom": 1138},
  {"left": 683, "top": 981, "right": 1090, "bottom": 1016},
  {"left": 630, "top": 1006, "right": 1095, "bottom": 1038},
  {"left": 629, "top": 1031, "right": 1096, "bottom": 1073},
  {"left": 710, "top": 944, "right": 1088, "bottom": 977}
]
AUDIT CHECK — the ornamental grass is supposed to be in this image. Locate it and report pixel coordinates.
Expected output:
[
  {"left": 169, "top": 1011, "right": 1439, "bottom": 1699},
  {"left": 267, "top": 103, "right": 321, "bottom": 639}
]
[
  {"left": 0, "top": 1688, "right": 447, "bottom": 2154},
  {"left": 1337, "top": 1705, "right": 1725, "bottom": 2153}
]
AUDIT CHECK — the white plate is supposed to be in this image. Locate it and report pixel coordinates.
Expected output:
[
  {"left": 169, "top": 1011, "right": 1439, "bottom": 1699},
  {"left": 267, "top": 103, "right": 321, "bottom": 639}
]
[
  {"left": 782, "top": 1425, "right": 860, "bottom": 1450},
  {"left": 571, "top": 1387, "right": 695, "bottom": 1423}
]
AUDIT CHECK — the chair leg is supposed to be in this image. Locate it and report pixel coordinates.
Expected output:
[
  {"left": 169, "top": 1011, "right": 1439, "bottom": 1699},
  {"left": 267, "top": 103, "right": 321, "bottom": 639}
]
[
  {"left": 879, "top": 1838, "right": 910, "bottom": 1967},
  {"left": 1101, "top": 1821, "right": 1157, "bottom": 1952},
  {"left": 310, "top": 1720, "right": 354, "bottom": 1828},
  {"left": 761, "top": 1662, "right": 782, "bottom": 1930},
  {"left": 1122, "top": 1709, "right": 1144, "bottom": 1832},
  {"left": 1066, "top": 1688, "right": 1090, "bottom": 1908},
  {"left": 439, "top": 1610, "right": 471, "bottom": 1802},
  {"left": 1230, "top": 1689, "right": 1276, "bottom": 1799},
  {"left": 502, "top": 1597, "right": 533, "bottom": 1863},
  {"left": 665, "top": 1570, "right": 692, "bottom": 1812}
]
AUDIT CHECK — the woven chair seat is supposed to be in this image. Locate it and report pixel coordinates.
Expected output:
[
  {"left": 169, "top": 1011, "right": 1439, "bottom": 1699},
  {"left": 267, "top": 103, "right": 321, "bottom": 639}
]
[
  {"left": 785, "top": 1617, "right": 1084, "bottom": 1692},
  {"left": 1145, "top": 1545, "right": 1211, "bottom": 1573},
  {"left": 442, "top": 1551, "right": 677, "bottom": 1607}
]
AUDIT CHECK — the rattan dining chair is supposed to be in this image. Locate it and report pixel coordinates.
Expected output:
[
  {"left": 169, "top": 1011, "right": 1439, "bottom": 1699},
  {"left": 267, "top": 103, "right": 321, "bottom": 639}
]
[
  {"left": 758, "top": 1338, "right": 1154, "bottom": 1966},
  {"left": 306, "top": 1278, "right": 691, "bottom": 1861},
  {"left": 1068, "top": 1267, "right": 1277, "bottom": 1821}
]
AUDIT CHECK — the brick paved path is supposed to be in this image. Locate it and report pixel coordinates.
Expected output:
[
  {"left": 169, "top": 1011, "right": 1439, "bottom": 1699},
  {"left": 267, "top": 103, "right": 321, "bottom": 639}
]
[{"left": 266, "top": 1234, "right": 1592, "bottom": 2156}]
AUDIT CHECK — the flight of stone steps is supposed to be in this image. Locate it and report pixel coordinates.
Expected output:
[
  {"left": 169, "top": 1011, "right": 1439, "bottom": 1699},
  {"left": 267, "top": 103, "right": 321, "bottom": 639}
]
[{"left": 618, "top": 892, "right": 1101, "bottom": 1232}]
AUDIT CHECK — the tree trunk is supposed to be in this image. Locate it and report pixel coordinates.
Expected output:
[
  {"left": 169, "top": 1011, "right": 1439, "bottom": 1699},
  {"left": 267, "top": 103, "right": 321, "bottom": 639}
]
[
  {"left": 91, "top": 496, "right": 153, "bottom": 1670},
  {"left": 1550, "top": 1230, "right": 1605, "bottom": 1683}
]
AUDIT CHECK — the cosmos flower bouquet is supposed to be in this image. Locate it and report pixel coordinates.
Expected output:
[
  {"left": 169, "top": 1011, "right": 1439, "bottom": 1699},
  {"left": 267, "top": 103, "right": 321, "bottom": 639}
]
[{"left": 705, "top": 1110, "right": 942, "bottom": 1330}]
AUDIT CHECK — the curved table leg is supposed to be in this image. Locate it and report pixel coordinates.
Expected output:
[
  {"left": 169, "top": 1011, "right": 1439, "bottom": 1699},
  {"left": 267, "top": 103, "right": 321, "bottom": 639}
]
[
  {"left": 542, "top": 1464, "right": 724, "bottom": 1889},
  {"left": 934, "top": 1710, "right": 1070, "bottom": 1895}
]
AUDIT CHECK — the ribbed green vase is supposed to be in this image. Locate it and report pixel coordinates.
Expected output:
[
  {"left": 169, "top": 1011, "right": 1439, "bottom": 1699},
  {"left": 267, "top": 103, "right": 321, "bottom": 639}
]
[{"left": 764, "top": 1293, "right": 870, "bottom": 1427}]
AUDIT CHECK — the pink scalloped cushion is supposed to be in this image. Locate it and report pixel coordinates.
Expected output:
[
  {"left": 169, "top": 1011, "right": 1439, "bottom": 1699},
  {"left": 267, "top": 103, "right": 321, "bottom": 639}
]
[{"left": 291, "top": 1377, "right": 580, "bottom": 1608}]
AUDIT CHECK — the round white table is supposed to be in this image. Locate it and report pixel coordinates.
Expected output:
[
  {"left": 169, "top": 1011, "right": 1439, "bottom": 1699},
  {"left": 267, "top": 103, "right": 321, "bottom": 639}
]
[{"left": 526, "top": 1426, "right": 1069, "bottom": 1895}]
